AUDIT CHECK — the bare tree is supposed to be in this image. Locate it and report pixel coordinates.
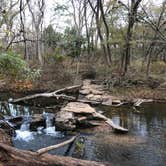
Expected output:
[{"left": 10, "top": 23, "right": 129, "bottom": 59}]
[
  {"left": 26, "top": 0, "right": 45, "bottom": 65},
  {"left": 98, "top": 0, "right": 112, "bottom": 63},
  {"left": 0, "top": 0, "right": 20, "bottom": 50},
  {"left": 19, "top": 0, "right": 28, "bottom": 59},
  {"left": 88, "top": 0, "right": 111, "bottom": 66},
  {"left": 119, "top": 0, "right": 142, "bottom": 74},
  {"left": 145, "top": 0, "right": 166, "bottom": 76}
]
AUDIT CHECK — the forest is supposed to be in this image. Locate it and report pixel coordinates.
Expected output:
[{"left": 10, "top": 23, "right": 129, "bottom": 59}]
[{"left": 0, "top": 0, "right": 166, "bottom": 166}]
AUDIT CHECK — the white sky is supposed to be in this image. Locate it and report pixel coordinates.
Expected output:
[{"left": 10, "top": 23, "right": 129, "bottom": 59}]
[
  {"left": 44, "top": 0, "right": 163, "bottom": 28},
  {"left": 44, "top": 0, "right": 70, "bottom": 30}
]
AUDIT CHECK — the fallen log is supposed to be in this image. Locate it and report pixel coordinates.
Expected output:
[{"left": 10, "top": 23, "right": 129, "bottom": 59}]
[
  {"left": 37, "top": 136, "right": 77, "bottom": 155},
  {"left": 9, "top": 85, "right": 81, "bottom": 104},
  {"left": 133, "top": 98, "right": 153, "bottom": 107},
  {"left": 93, "top": 112, "right": 128, "bottom": 133},
  {"left": 0, "top": 143, "right": 108, "bottom": 166},
  {"left": 0, "top": 129, "right": 12, "bottom": 146}
]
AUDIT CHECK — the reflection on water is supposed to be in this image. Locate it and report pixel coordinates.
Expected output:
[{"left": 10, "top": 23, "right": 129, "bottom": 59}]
[
  {"left": 84, "top": 103, "right": 166, "bottom": 166},
  {"left": 0, "top": 101, "right": 166, "bottom": 165},
  {"left": 0, "top": 102, "right": 65, "bottom": 154},
  {"left": 13, "top": 112, "right": 63, "bottom": 151}
]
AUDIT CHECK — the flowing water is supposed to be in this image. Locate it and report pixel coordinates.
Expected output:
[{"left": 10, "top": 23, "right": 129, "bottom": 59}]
[
  {"left": 0, "top": 101, "right": 166, "bottom": 165},
  {"left": 83, "top": 103, "right": 166, "bottom": 166}
]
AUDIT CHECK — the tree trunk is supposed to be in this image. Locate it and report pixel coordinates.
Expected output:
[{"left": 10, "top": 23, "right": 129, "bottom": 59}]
[
  {"left": 99, "top": 0, "right": 111, "bottom": 63},
  {"left": 0, "top": 143, "right": 108, "bottom": 166},
  {"left": 36, "top": 30, "right": 43, "bottom": 65},
  {"left": 123, "top": 0, "right": 142, "bottom": 74}
]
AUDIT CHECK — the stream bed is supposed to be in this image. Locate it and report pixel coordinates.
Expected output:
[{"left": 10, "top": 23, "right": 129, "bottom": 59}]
[{"left": 0, "top": 101, "right": 166, "bottom": 166}]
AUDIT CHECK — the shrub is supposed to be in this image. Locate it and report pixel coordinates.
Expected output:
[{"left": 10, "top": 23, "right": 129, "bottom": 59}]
[
  {"left": 0, "top": 52, "right": 41, "bottom": 80},
  {"left": 0, "top": 52, "right": 27, "bottom": 78}
]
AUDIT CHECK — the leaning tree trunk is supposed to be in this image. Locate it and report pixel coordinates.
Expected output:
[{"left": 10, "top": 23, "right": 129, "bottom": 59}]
[{"left": 0, "top": 143, "right": 108, "bottom": 166}]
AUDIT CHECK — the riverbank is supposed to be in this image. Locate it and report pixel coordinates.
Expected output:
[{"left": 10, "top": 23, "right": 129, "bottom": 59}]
[{"left": 0, "top": 77, "right": 166, "bottom": 103}]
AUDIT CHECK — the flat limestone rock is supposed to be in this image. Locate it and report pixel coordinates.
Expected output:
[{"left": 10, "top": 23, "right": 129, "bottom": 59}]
[
  {"left": 102, "top": 95, "right": 122, "bottom": 105},
  {"left": 56, "top": 111, "right": 74, "bottom": 122},
  {"left": 79, "top": 89, "right": 90, "bottom": 95},
  {"left": 61, "top": 102, "right": 96, "bottom": 114},
  {"left": 86, "top": 94, "right": 103, "bottom": 102},
  {"left": 86, "top": 94, "right": 94, "bottom": 99},
  {"left": 102, "top": 98, "right": 112, "bottom": 106},
  {"left": 91, "top": 89, "right": 104, "bottom": 95},
  {"left": 82, "top": 79, "right": 91, "bottom": 86}
]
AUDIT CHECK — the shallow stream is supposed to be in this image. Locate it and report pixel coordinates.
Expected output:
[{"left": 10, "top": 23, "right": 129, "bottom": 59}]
[{"left": 0, "top": 101, "right": 166, "bottom": 166}]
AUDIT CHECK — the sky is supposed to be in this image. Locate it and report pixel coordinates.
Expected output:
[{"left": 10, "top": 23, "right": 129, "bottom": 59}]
[
  {"left": 45, "top": 0, "right": 163, "bottom": 25},
  {"left": 41, "top": 0, "right": 163, "bottom": 32},
  {"left": 44, "top": 0, "right": 69, "bottom": 30}
]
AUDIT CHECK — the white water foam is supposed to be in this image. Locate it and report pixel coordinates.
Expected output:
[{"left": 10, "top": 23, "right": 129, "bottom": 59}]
[
  {"left": 14, "top": 113, "right": 63, "bottom": 141},
  {"left": 14, "top": 130, "right": 34, "bottom": 142},
  {"left": 14, "top": 115, "right": 34, "bottom": 142},
  {"left": 44, "top": 126, "right": 62, "bottom": 137},
  {"left": 44, "top": 113, "right": 62, "bottom": 137}
]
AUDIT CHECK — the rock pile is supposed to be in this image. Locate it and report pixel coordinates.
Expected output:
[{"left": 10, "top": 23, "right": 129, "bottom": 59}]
[
  {"left": 80, "top": 80, "right": 122, "bottom": 106},
  {"left": 55, "top": 102, "right": 103, "bottom": 131}
]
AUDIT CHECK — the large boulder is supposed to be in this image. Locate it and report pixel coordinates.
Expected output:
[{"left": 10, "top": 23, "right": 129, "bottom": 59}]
[
  {"left": 55, "top": 102, "right": 98, "bottom": 131},
  {"left": 55, "top": 110, "right": 76, "bottom": 131}
]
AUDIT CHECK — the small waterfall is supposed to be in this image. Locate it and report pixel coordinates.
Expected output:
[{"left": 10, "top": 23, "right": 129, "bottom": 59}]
[
  {"left": 46, "top": 114, "right": 53, "bottom": 128},
  {"left": 20, "top": 122, "right": 30, "bottom": 131},
  {"left": 43, "top": 113, "right": 61, "bottom": 137},
  {"left": 14, "top": 115, "right": 34, "bottom": 142}
]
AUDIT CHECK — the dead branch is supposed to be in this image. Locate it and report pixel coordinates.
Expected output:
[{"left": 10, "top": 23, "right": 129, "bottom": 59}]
[
  {"left": 37, "top": 136, "right": 77, "bottom": 155},
  {"left": 133, "top": 99, "right": 153, "bottom": 107},
  {"left": 93, "top": 112, "right": 128, "bottom": 133},
  {"left": 10, "top": 85, "right": 81, "bottom": 104}
]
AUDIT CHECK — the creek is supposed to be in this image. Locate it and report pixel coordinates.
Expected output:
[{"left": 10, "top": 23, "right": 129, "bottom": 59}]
[{"left": 0, "top": 101, "right": 165, "bottom": 166}]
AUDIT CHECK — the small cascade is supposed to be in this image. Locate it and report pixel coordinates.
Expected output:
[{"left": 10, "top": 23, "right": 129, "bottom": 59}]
[
  {"left": 43, "top": 113, "right": 61, "bottom": 137},
  {"left": 14, "top": 115, "right": 34, "bottom": 142}
]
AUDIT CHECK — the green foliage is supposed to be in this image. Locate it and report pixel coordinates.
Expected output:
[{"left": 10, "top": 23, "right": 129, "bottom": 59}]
[
  {"left": 43, "top": 25, "right": 62, "bottom": 49},
  {"left": 54, "top": 3, "right": 69, "bottom": 16},
  {"left": 150, "top": 61, "right": 166, "bottom": 74},
  {"left": 48, "top": 53, "right": 65, "bottom": 63},
  {"left": 0, "top": 52, "right": 41, "bottom": 80},
  {"left": 75, "top": 140, "right": 84, "bottom": 152},
  {"left": 23, "top": 68, "right": 42, "bottom": 81},
  {"left": 0, "top": 52, "right": 27, "bottom": 78},
  {"left": 63, "top": 27, "right": 85, "bottom": 57},
  {"left": 43, "top": 25, "right": 85, "bottom": 59}
]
